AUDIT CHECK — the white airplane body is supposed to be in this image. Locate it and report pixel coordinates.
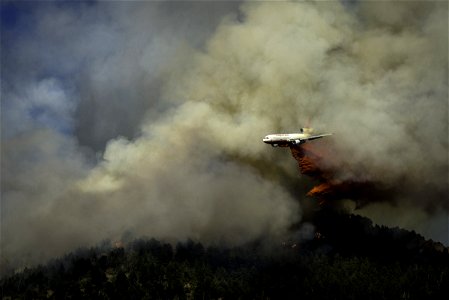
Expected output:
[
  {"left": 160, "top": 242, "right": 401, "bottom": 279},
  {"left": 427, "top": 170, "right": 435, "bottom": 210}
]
[{"left": 263, "top": 128, "right": 332, "bottom": 147}]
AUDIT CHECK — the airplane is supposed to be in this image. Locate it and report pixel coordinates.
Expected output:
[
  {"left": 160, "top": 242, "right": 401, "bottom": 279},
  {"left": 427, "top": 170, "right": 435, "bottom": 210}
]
[{"left": 262, "top": 128, "right": 332, "bottom": 147}]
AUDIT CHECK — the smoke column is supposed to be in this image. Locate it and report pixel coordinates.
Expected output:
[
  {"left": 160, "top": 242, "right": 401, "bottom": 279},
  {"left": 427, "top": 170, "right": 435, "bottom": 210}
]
[{"left": 1, "top": 0, "right": 447, "bottom": 271}]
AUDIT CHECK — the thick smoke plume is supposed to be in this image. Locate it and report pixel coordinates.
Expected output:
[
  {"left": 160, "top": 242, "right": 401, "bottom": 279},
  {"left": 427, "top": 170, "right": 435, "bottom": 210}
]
[{"left": 1, "top": 0, "right": 448, "bottom": 271}]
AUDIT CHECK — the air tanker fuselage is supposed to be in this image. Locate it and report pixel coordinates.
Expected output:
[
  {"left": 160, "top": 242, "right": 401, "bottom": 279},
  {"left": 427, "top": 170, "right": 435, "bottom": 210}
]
[{"left": 263, "top": 128, "right": 332, "bottom": 147}]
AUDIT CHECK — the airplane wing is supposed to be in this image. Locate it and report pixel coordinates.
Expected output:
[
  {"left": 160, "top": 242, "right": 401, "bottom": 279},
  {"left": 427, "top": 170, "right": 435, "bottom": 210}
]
[
  {"left": 287, "top": 133, "right": 332, "bottom": 145},
  {"left": 303, "top": 133, "right": 332, "bottom": 141}
]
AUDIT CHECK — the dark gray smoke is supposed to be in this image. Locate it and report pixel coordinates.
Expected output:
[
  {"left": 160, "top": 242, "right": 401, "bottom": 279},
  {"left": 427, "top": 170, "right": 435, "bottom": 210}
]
[{"left": 1, "top": 0, "right": 447, "bottom": 272}]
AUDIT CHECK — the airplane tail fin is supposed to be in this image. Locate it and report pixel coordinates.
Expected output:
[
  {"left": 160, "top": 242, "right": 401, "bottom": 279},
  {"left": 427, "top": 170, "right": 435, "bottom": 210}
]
[
  {"left": 302, "top": 127, "right": 314, "bottom": 134},
  {"left": 302, "top": 117, "right": 314, "bottom": 134}
]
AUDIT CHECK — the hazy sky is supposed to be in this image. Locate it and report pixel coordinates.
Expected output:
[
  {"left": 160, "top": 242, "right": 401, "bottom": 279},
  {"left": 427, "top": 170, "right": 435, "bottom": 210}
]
[{"left": 1, "top": 0, "right": 448, "bottom": 270}]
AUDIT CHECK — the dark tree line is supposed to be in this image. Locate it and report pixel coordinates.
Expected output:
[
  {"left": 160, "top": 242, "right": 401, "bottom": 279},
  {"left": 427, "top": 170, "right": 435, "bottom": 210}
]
[{"left": 2, "top": 211, "right": 449, "bottom": 299}]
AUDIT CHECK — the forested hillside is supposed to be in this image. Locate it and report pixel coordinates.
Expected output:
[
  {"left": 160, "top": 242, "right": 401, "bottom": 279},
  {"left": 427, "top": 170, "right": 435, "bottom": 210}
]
[{"left": 2, "top": 211, "right": 448, "bottom": 299}]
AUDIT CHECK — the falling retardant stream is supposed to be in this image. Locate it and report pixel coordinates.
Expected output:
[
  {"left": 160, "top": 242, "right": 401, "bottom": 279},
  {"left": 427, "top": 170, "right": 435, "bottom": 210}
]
[{"left": 290, "top": 141, "right": 399, "bottom": 208}]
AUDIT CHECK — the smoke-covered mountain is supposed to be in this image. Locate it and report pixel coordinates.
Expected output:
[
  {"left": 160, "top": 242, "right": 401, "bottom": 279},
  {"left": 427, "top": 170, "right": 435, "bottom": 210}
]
[
  {"left": 2, "top": 0, "right": 447, "bottom": 275},
  {"left": 1, "top": 210, "right": 448, "bottom": 299}
]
